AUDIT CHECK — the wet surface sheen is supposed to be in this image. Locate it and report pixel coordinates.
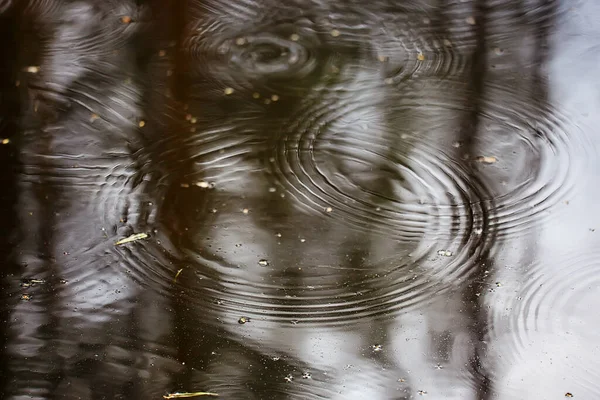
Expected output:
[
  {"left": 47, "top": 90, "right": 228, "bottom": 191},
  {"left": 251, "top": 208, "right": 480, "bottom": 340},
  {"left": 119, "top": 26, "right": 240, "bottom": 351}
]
[{"left": 1, "top": 0, "right": 599, "bottom": 399}]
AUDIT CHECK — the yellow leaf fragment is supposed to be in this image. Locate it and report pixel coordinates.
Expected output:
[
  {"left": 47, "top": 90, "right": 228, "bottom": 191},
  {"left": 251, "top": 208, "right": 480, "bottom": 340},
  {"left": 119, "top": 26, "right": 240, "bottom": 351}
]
[
  {"left": 174, "top": 268, "right": 183, "bottom": 283},
  {"left": 115, "top": 233, "right": 149, "bottom": 246}
]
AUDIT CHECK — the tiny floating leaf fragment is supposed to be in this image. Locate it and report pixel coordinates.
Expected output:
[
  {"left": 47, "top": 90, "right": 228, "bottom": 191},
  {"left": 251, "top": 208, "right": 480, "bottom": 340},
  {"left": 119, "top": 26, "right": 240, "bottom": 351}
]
[
  {"left": 475, "top": 156, "right": 497, "bottom": 164},
  {"left": 174, "top": 269, "right": 184, "bottom": 283},
  {"left": 163, "top": 392, "right": 219, "bottom": 399},
  {"left": 115, "top": 233, "right": 149, "bottom": 246}
]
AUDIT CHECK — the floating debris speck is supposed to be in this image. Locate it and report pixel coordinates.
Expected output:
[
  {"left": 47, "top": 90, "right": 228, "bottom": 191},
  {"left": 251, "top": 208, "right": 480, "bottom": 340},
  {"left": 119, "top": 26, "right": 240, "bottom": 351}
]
[
  {"left": 284, "top": 374, "right": 293, "bottom": 383},
  {"left": 26, "top": 66, "right": 40, "bottom": 74},
  {"left": 224, "top": 87, "right": 234, "bottom": 95},
  {"left": 475, "top": 156, "right": 497, "bottom": 164},
  {"left": 372, "top": 344, "right": 383, "bottom": 352},
  {"left": 238, "top": 316, "right": 250, "bottom": 324},
  {"left": 418, "top": 390, "right": 428, "bottom": 396},
  {"left": 290, "top": 33, "right": 300, "bottom": 41},
  {"left": 115, "top": 233, "right": 149, "bottom": 246},
  {"left": 120, "top": 16, "right": 132, "bottom": 24},
  {"left": 1, "top": 138, "right": 9, "bottom": 145},
  {"left": 437, "top": 249, "right": 453, "bottom": 257},
  {"left": 325, "top": 207, "right": 333, "bottom": 213},
  {"left": 21, "top": 294, "right": 32, "bottom": 301},
  {"left": 565, "top": 394, "right": 574, "bottom": 398},
  {"left": 163, "top": 392, "right": 219, "bottom": 399},
  {"left": 466, "top": 16, "right": 476, "bottom": 25},
  {"left": 302, "top": 372, "right": 312, "bottom": 379},
  {"left": 258, "top": 259, "right": 269, "bottom": 266},
  {"left": 417, "top": 53, "right": 425, "bottom": 61},
  {"left": 330, "top": 29, "right": 340, "bottom": 37},
  {"left": 195, "top": 181, "right": 211, "bottom": 189}
]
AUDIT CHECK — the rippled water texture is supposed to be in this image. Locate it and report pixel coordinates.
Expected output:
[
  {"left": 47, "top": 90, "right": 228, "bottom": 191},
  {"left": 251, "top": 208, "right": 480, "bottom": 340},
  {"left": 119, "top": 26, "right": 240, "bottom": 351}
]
[{"left": 1, "top": 0, "right": 600, "bottom": 399}]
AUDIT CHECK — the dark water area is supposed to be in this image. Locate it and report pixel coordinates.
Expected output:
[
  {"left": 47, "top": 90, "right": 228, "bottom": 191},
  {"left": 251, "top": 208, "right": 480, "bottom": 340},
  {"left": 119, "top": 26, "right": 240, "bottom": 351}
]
[{"left": 1, "top": 0, "right": 599, "bottom": 399}]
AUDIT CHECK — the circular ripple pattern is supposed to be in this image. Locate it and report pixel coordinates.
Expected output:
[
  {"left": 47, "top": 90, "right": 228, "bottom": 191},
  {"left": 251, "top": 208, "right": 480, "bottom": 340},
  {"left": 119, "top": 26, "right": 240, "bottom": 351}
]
[
  {"left": 475, "top": 83, "right": 591, "bottom": 238},
  {"left": 274, "top": 79, "right": 588, "bottom": 241},
  {"left": 487, "top": 252, "right": 600, "bottom": 396},
  {"left": 169, "top": 76, "right": 590, "bottom": 327}
]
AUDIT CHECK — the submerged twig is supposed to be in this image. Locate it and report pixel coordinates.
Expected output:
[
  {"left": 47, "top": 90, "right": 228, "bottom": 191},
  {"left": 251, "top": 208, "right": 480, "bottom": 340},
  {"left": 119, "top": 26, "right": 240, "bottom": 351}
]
[{"left": 163, "top": 392, "right": 219, "bottom": 399}]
